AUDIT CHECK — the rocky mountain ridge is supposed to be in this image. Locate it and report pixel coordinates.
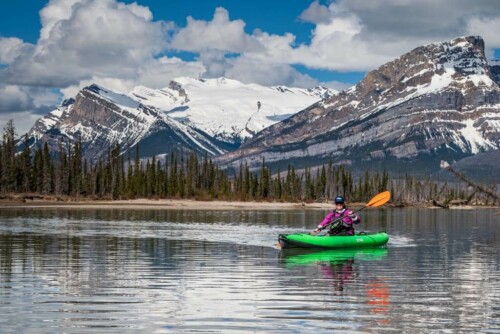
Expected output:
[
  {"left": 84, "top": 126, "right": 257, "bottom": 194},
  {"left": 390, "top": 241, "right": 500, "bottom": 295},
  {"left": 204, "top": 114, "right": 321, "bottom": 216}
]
[{"left": 218, "top": 36, "right": 500, "bottom": 175}]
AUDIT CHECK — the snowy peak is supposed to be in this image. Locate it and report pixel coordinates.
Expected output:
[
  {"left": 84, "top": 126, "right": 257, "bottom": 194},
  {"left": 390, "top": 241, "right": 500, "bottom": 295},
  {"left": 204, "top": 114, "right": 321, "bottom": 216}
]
[
  {"left": 330, "top": 36, "right": 495, "bottom": 110},
  {"left": 26, "top": 84, "right": 228, "bottom": 159},
  {"left": 128, "top": 77, "right": 337, "bottom": 143}
]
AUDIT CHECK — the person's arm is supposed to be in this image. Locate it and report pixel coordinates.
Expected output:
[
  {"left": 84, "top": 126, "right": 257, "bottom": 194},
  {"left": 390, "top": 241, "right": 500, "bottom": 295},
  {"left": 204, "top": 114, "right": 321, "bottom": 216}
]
[
  {"left": 312, "top": 212, "right": 334, "bottom": 233},
  {"left": 346, "top": 210, "right": 361, "bottom": 224}
]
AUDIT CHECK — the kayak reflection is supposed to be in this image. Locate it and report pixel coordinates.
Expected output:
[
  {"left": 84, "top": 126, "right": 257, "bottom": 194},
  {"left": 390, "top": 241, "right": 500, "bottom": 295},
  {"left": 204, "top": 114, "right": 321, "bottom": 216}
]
[
  {"left": 280, "top": 247, "right": 388, "bottom": 267},
  {"left": 280, "top": 248, "right": 388, "bottom": 293}
]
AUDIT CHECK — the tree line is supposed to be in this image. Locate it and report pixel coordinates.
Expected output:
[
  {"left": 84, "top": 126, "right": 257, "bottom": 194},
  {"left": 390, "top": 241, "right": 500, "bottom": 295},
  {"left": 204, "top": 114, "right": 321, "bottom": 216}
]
[{"left": 0, "top": 121, "right": 496, "bottom": 205}]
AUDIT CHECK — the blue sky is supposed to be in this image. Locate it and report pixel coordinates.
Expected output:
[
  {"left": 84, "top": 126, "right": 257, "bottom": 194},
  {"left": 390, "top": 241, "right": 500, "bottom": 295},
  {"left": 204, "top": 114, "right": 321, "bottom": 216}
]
[{"left": 1, "top": 0, "right": 500, "bottom": 133}]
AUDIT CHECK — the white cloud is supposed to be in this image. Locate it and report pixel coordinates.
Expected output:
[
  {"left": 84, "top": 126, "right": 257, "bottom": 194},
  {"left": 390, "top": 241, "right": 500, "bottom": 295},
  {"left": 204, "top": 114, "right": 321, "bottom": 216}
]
[
  {"left": 60, "top": 56, "right": 206, "bottom": 99},
  {"left": 226, "top": 57, "right": 318, "bottom": 88},
  {"left": 0, "top": 111, "right": 43, "bottom": 136},
  {"left": 39, "top": 0, "right": 81, "bottom": 40},
  {"left": 0, "top": 85, "right": 34, "bottom": 112},
  {"left": 137, "top": 57, "right": 205, "bottom": 89},
  {"left": 0, "top": 84, "right": 62, "bottom": 117},
  {"left": 0, "top": 38, "right": 34, "bottom": 64},
  {"left": 321, "top": 80, "right": 353, "bottom": 92},
  {"left": 197, "top": 50, "right": 230, "bottom": 78},
  {"left": 289, "top": 0, "right": 500, "bottom": 71},
  {"left": 467, "top": 16, "right": 500, "bottom": 56},
  {"left": 171, "top": 7, "right": 262, "bottom": 53},
  {"left": 299, "top": 1, "right": 331, "bottom": 24},
  {"left": 2, "top": 0, "right": 169, "bottom": 87}
]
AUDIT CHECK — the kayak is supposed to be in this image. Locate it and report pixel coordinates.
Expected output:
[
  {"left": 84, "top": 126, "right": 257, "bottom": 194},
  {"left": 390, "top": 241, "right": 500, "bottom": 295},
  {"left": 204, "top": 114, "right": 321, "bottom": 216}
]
[
  {"left": 278, "top": 232, "right": 389, "bottom": 249},
  {"left": 280, "top": 248, "right": 388, "bottom": 267}
]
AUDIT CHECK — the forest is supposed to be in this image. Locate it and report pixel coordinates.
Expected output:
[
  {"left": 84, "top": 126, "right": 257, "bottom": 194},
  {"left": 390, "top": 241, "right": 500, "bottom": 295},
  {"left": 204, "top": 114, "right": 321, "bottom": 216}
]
[{"left": 1, "top": 121, "right": 497, "bottom": 206}]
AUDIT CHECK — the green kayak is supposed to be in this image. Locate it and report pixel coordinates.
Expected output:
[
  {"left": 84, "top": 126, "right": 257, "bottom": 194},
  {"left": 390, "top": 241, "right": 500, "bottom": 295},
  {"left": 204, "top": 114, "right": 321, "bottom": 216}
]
[{"left": 278, "top": 232, "right": 389, "bottom": 249}]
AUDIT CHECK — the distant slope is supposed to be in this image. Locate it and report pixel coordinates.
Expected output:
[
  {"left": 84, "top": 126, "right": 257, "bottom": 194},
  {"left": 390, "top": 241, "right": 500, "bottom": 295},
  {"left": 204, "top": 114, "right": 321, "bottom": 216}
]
[{"left": 433, "top": 149, "right": 500, "bottom": 183}]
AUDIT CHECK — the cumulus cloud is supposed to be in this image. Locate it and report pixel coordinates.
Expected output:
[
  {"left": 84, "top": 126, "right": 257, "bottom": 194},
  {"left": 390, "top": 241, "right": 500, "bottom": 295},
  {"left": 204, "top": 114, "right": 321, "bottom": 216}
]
[
  {"left": 0, "top": 83, "right": 65, "bottom": 135},
  {"left": 321, "top": 80, "right": 353, "bottom": 92},
  {"left": 0, "top": 86, "right": 35, "bottom": 113},
  {"left": 299, "top": 1, "right": 331, "bottom": 24},
  {"left": 0, "top": 111, "right": 45, "bottom": 135},
  {"left": 467, "top": 16, "right": 500, "bottom": 56},
  {"left": 227, "top": 56, "right": 318, "bottom": 88},
  {"left": 0, "top": 38, "right": 34, "bottom": 64},
  {"left": 60, "top": 56, "right": 205, "bottom": 99},
  {"left": 197, "top": 50, "right": 230, "bottom": 78},
  {"left": 1, "top": 0, "right": 169, "bottom": 87},
  {"left": 171, "top": 7, "right": 262, "bottom": 53},
  {"left": 290, "top": 0, "right": 500, "bottom": 71}
]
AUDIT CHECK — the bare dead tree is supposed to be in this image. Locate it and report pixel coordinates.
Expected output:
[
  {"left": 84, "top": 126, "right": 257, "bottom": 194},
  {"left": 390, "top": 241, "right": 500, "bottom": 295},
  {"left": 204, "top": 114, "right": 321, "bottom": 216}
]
[{"left": 446, "top": 166, "right": 499, "bottom": 201}]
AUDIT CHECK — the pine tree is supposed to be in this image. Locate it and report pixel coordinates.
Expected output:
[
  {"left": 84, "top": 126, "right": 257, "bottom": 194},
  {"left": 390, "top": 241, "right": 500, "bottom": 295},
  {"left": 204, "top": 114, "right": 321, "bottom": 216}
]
[
  {"left": 20, "top": 134, "right": 32, "bottom": 193},
  {"left": 42, "top": 142, "right": 52, "bottom": 194},
  {"left": 2, "top": 120, "right": 16, "bottom": 192}
]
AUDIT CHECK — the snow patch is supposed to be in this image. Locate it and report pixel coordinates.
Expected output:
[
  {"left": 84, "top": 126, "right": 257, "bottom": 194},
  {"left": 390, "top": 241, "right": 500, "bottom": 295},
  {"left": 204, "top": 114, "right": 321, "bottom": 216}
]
[{"left": 458, "top": 119, "right": 496, "bottom": 153}]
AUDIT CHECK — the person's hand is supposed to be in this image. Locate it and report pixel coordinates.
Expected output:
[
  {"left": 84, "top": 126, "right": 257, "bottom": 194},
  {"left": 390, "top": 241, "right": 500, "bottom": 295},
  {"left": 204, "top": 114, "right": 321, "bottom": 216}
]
[
  {"left": 349, "top": 214, "right": 357, "bottom": 219},
  {"left": 311, "top": 228, "right": 320, "bottom": 234}
]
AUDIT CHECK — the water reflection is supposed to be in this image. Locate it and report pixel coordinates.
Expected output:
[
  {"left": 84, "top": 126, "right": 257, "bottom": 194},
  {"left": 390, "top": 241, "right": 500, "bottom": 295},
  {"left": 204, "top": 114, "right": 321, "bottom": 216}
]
[{"left": 366, "top": 278, "right": 390, "bottom": 326}]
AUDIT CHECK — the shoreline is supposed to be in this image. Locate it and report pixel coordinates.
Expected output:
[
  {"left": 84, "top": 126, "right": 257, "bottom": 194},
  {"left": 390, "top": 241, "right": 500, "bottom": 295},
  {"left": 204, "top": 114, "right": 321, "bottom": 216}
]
[
  {"left": 0, "top": 198, "right": 334, "bottom": 210},
  {"left": 0, "top": 197, "right": 496, "bottom": 210}
]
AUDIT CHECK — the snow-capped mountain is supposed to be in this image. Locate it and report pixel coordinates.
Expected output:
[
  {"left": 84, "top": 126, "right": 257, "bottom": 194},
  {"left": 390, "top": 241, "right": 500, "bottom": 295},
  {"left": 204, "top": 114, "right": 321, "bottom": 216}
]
[
  {"left": 219, "top": 36, "right": 500, "bottom": 174},
  {"left": 26, "top": 79, "right": 335, "bottom": 159},
  {"left": 129, "top": 77, "right": 336, "bottom": 144},
  {"left": 27, "top": 84, "right": 229, "bottom": 159}
]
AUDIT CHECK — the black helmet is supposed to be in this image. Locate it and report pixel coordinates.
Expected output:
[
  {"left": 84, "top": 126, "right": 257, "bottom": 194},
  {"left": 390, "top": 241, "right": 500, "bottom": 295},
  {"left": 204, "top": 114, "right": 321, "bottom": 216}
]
[{"left": 334, "top": 196, "right": 345, "bottom": 204}]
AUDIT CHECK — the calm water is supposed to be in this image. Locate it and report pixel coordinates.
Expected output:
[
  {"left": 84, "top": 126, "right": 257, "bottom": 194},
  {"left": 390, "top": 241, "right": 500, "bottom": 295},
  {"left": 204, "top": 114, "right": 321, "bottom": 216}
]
[{"left": 0, "top": 208, "right": 498, "bottom": 333}]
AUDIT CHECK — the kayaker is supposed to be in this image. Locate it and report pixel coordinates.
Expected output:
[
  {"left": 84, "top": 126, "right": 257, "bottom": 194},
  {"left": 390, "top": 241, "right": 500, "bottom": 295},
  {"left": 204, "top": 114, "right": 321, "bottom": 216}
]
[{"left": 312, "top": 196, "right": 361, "bottom": 235}]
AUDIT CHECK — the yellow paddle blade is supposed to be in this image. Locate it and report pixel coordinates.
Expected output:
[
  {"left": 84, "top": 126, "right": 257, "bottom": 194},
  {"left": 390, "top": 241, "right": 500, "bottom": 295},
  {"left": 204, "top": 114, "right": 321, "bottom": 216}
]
[{"left": 366, "top": 191, "right": 391, "bottom": 207}]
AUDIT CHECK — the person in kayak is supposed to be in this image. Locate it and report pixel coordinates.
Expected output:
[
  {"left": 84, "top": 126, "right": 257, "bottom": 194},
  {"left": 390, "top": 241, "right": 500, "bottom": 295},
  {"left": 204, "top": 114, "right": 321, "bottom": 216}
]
[{"left": 312, "top": 196, "right": 361, "bottom": 235}]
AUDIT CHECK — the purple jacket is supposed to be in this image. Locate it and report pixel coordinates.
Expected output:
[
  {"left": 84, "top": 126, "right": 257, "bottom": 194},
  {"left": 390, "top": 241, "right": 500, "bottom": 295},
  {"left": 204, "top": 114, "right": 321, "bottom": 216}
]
[{"left": 318, "top": 208, "right": 361, "bottom": 229}]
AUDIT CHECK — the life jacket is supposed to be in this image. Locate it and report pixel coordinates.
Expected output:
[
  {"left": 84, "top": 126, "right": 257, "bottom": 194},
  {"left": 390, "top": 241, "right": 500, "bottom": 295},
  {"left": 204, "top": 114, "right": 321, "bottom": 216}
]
[{"left": 330, "top": 208, "right": 355, "bottom": 234}]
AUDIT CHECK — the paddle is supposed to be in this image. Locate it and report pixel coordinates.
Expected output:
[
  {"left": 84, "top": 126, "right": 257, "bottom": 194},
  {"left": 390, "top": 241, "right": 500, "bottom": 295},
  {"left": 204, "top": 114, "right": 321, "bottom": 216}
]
[{"left": 312, "top": 191, "right": 391, "bottom": 234}]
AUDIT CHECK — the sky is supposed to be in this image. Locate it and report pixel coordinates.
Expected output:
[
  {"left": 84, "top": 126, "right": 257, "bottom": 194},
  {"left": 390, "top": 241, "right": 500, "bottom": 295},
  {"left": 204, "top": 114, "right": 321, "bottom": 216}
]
[{"left": 1, "top": 0, "right": 500, "bottom": 134}]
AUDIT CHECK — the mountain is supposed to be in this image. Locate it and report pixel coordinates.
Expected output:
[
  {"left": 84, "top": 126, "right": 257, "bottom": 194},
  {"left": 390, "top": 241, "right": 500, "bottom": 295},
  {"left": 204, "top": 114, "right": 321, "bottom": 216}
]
[
  {"left": 218, "top": 36, "right": 500, "bottom": 175},
  {"left": 26, "top": 79, "right": 336, "bottom": 159},
  {"left": 27, "top": 84, "right": 229, "bottom": 159},
  {"left": 129, "top": 77, "right": 336, "bottom": 145}
]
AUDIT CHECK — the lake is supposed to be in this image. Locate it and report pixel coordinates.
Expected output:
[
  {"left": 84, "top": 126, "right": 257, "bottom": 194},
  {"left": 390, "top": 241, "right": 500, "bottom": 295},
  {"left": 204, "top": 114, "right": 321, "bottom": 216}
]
[{"left": 0, "top": 208, "right": 498, "bottom": 333}]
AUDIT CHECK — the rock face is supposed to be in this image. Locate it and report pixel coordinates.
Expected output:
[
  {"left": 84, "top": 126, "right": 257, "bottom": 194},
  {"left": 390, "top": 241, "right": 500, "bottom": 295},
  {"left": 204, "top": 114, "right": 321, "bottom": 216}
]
[{"left": 219, "top": 36, "right": 500, "bottom": 174}]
